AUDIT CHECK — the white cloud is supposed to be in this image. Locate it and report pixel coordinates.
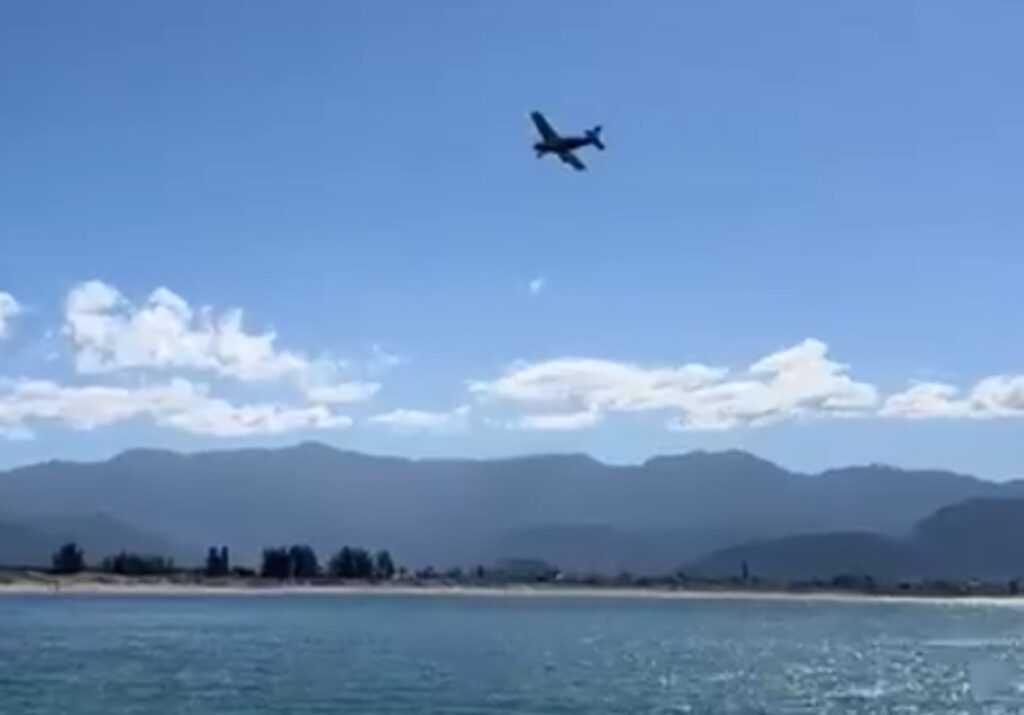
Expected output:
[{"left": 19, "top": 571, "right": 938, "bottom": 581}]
[
  {"left": 471, "top": 357, "right": 724, "bottom": 411},
  {"left": 160, "top": 399, "right": 351, "bottom": 437},
  {"left": 674, "top": 339, "right": 880, "bottom": 430},
  {"left": 477, "top": 340, "right": 1024, "bottom": 432},
  {"left": 0, "top": 377, "right": 352, "bottom": 439},
  {"left": 1, "top": 281, "right": 376, "bottom": 440},
  {"left": 513, "top": 407, "right": 602, "bottom": 431},
  {"left": 0, "top": 377, "right": 199, "bottom": 431},
  {"left": 972, "top": 375, "right": 1024, "bottom": 416},
  {"left": 368, "top": 343, "right": 406, "bottom": 373},
  {"left": 883, "top": 375, "right": 1024, "bottom": 420},
  {"left": 0, "top": 292, "right": 22, "bottom": 339},
  {"left": 62, "top": 281, "right": 377, "bottom": 402},
  {"left": 527, "top": 276, "right": 546, "bottom": 296},
  {"left": 369, "top": 405, "right": 470, "bottom": 433},
  {"left": 472, "top": 339, "right": 879, "bottom": 431},
  {"left": 304, "top": 381, "right": 380, "bottom": 405},
  {"left": 881, "top": 382, "right": 969, "bottom": 420},
  {"left": 65, "top": 281, "right": 306, "bottom": 379}
]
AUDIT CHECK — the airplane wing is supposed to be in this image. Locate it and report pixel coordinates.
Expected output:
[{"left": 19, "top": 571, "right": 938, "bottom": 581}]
[
  {"left": 531, "top": 111, "right": 559, "bottom": 142},
  {"left": 558, "top": 150, "right": 586, "bottom": 171}
]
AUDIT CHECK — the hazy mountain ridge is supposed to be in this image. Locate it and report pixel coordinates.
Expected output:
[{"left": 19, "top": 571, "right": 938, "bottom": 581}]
[
  {"left": 0, "top": 443, "right": 1019, "bottom": 574},
  {"left": 687, "top": 532, "right": 924, "bottom": 582},
  {"left": 0, "top": 512, "right": 194, "bottom": 567},
  {"left": 690, "top": 498, "right": 1024, "bottom": 581}
]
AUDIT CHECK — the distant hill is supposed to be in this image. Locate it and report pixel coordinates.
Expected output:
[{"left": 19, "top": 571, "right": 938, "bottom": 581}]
[
  {"left": 0, "top": 443, "right": 1018, "bottom": 572},
  {"left": 688, "top": 498, "right": 1024, "bottom": 582},
  {"left": 0, "top": 512, "right": 194, "bottom": 568},
  {"left": 910, "top": 498, "right": 1024, "bottom": 580},
  {"left": 687, "top": 532, "right": 924, "bottom": 581}
]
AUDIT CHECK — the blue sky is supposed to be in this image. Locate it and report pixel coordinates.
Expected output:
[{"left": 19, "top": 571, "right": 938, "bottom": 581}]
[{"left": 1, "top": 1, "right": 1021, "bottom": 477}]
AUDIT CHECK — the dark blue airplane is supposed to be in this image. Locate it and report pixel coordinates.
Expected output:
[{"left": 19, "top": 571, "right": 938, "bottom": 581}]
[{"left": 531, "top": 111, "right": 604, "bottom": 171}]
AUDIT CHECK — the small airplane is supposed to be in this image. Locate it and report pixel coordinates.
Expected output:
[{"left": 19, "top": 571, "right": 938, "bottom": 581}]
[{"left": 530, "top": 111, "right": 604, "bottom": 171}]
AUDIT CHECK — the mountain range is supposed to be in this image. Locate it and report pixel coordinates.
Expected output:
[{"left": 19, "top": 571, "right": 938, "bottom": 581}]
[{"left": 1, "top": 443, "right": 1022, "bottom": 580}]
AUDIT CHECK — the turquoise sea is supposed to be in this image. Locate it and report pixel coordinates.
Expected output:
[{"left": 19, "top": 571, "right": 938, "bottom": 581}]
[{"left": 2, "top": 594, "right": 1024, "bottom": 714}]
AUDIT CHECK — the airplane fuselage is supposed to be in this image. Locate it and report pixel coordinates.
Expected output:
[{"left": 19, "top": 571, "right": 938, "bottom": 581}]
[{"left": 534, "top": 136, "right": 593, "bottom": 155}]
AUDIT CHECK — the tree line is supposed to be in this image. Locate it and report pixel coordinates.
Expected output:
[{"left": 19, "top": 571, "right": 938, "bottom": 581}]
[
  {"left": 258, "top": 544, "right": 395, "bottom": 580},
  {"left": 47, "top": 541, "right": 398, "bottom": 581},
  {"left": 35, "top": 542, "right": 1024, "bottom": 598}
]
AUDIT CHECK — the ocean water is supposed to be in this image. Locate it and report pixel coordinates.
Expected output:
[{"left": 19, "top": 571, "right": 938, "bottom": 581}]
[{"left": 3, "top": 594, "right": 1024, "bottom": 714}]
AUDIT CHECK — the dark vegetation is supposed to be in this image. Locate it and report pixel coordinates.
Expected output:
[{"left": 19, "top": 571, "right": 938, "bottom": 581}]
[
  {"left": 261, "top": 545, "right": 319, "bottom": 579},
  {"left": 51, "top": 542, "right": 84, "bottom": 574},
  {"left": 101, "top": 551, "right": 175, "bottom": 576},
  {"left": 26, "top": 541, "right": 401, "bottom": 584},
  {"left": 205, "top": 546, "right": 230, "bottom": 577},
  {"left": 1, "top": 540, "right": 1017, "bottom": 599}
]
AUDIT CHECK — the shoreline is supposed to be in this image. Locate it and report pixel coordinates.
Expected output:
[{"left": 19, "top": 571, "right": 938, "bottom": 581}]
[{"left": 3, "top": 576, "right": 1023, "bottom": 605}]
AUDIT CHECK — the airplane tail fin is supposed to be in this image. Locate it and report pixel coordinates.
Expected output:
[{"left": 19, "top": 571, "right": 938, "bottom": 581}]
[{"left": 586, "top": 126, "right": 605, "bottom": 150}]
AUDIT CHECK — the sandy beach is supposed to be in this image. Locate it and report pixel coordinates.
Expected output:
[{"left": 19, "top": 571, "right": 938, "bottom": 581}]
[{"left": 3, "top": 573, "right": 1022, "bottom": 606}]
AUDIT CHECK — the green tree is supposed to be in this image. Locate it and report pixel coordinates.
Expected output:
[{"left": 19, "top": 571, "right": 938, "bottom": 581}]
[
  {"left": 374, "top": 550, "right": 396, "bottom": 581},
  {"left": 288, "top": 545, "right": 320, "bottom": 579},
  {"left": 52, "top": 542, "right": 85, "bottom": 574},
  {"left": 261, "top": 547, "right": 291, "bottom": 579},
  {"left": 205, "top": 546, "right": 226, "bottom": 577},
  {"left": 259, "top": 545, "right": 319, "bottom": 580},
  {"left": 328, "top": 546, "right": 356, "bottom": 579},
  {"left": 101, "top": 552, "right": 175, "bottom": 576},
  {"left": 328, "top": 546, "right": 376, "bottom": 579},
  {"left": 351, "top": 548, "right": 374, "bottom": 579}
]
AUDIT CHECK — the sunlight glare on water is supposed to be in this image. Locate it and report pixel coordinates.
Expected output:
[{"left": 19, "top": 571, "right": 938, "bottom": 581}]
[{"left": 2, "top": 594, "right": 1024, "bottom": 714}]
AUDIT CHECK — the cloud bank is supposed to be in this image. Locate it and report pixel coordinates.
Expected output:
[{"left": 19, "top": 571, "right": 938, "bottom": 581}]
[
  {"left": 882, "top": 376, "right": 1024, "bottom": 420},
  {"left": 1, "top": 282, "right": 1021, "bottom": 440},
  {"left": 63, "top": 281, "right": 378, "bottom": 403},
  {"left": 473, "top": 339, "right": 879, "bottom": 431},
  {"left": 0, "top": 377, "right": 351, "bottom": 439},
  {"left": 472, "top": 339, "right": 1021, "bottom": 431}
]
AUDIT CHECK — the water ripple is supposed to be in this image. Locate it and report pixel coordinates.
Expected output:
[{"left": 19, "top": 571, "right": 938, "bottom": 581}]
[{"left": 2, "top": 594, "right": 1024, "bottom": 713}]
